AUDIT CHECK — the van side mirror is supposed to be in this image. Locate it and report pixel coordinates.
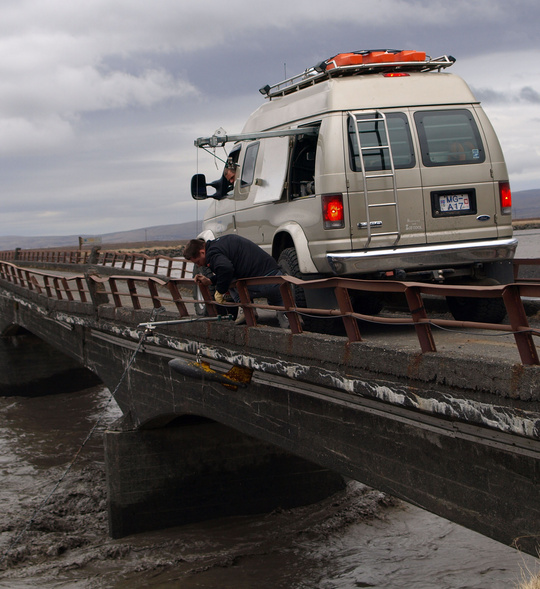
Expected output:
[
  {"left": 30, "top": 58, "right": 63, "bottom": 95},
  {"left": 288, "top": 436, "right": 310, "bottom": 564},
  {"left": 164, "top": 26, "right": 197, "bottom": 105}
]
[{"left": 191, "top": 174, "right": 209, "bottom": 200}]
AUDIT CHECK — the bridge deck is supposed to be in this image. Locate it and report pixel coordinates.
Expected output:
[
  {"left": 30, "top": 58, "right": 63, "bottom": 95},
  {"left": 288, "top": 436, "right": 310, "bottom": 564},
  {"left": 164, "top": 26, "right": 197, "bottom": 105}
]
[
  {"left": 5, "top": 258, "right": 540, "bottom": 370},
  {"left": 0, "top": 255, "right": 539, "bottom": 554}
]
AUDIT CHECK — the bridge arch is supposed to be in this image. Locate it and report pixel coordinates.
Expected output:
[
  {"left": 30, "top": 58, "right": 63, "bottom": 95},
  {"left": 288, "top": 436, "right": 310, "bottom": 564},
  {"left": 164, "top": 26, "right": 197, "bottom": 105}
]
[{"left": 0, "top": 322, "right": 101, "bottom": 396}]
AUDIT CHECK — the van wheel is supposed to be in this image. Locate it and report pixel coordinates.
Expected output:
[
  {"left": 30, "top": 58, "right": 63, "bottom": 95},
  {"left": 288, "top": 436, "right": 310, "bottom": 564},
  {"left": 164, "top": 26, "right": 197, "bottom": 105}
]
[
  {"left": 278, "top": 247, "right": 342, "bottom": 334},
  {"left": 278, "top": 247, "right": 307, "bottom": 305},
  {"left": 446, "top": 296, "right": 506, "bottom": 324},
  {"left": 192, "top": 265, "right": 237, "bottom": 319}
]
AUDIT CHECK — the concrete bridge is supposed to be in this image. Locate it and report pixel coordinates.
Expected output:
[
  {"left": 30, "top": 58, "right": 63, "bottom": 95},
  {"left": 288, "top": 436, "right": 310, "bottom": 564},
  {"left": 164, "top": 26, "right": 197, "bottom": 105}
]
[{"left": 0, "top": 252, "right": 539, "bottom": 556}]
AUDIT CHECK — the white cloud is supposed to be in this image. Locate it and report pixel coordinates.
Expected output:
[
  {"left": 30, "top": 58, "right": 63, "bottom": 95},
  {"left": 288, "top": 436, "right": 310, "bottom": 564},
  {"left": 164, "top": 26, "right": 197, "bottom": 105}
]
[
  {"left": 0, "top": 0, "right": 539, "bottom": 237},
  {"left": 0, "top": 115, "right": 73, "bottom": 154},
  {"left": 451, "top": 50, "right": 540, "bottom": 190}
]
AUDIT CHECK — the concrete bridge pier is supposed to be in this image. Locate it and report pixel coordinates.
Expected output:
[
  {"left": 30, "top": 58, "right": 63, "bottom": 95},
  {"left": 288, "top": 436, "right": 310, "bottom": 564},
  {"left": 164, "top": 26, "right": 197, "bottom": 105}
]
[{"left": 104, "top": 415, "right": 345, "bottom": 539}]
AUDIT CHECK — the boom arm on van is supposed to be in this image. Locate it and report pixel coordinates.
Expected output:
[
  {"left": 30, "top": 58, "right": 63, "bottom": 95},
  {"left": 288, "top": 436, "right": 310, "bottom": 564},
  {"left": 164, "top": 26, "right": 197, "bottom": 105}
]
[{"left": 194, "top": 127, "right": 319, "bottom": 148}]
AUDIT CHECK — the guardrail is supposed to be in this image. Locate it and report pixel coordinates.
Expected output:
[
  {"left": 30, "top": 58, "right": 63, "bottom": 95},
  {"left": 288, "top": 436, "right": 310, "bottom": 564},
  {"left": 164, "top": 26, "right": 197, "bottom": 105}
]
[
  {"left": 98, "top": 250, "right": 190, "bottom": 278},
  {"left": 0, "top": 259, "right": 539, "bottom": 365},
  {"left": 0, "top": 248, "right": 191, "bottom": 278},
  {"left": 1, "top": 247, "right": 535, "bottom": 283},
  {"left": 0, "top": 249, "right": 92, "bottom": 264}
]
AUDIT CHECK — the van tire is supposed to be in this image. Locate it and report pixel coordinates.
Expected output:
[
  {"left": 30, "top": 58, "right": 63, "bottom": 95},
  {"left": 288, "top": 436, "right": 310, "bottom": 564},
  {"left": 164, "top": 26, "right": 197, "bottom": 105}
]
[
  {"left": 278, "top": 246, "right": 308, "bottom": 305},
  {"left": 446, "top": 295, "right": 506, "bottom": 324},
  {"left": 278, "top": 247, "right": 342, "bottom": 334}
]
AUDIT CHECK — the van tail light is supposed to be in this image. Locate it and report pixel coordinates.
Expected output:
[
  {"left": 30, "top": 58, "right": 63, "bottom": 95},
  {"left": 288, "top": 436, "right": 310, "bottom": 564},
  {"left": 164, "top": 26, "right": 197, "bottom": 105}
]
[
  {"left": 499, "top": 181, "right": 512, "bottom": 214},
  {"left": 322, "top": 194, "right": 345, "bottom": 229}
]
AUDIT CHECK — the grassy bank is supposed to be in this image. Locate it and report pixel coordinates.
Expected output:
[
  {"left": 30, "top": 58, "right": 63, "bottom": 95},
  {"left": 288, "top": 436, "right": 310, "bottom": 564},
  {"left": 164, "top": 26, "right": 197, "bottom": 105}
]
[
  {"left": 518, "top": 572, "right": 540, "bottom": 588},
  {"left": 513, "top": 218, "right": 540, "bottom": 230}
]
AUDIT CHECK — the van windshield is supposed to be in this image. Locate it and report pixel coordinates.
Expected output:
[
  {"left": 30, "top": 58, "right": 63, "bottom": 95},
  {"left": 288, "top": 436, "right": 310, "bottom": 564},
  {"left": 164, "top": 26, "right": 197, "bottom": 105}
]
[{"left": 414, "top": 109, "right": 485, "bottom": 166}]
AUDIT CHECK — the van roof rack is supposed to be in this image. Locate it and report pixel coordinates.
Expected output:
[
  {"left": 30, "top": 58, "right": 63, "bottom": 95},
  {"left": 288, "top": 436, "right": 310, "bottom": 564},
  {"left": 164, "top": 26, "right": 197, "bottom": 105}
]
[{"left": 259, "top": 51, "right": 456, "bottom": 99}]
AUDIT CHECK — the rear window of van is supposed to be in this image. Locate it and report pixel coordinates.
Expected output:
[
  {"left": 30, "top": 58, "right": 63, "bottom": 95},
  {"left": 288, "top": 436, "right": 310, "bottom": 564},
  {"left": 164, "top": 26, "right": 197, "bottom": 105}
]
[{"left": 414, "top": 110, "right": 485, "bottom": 166}]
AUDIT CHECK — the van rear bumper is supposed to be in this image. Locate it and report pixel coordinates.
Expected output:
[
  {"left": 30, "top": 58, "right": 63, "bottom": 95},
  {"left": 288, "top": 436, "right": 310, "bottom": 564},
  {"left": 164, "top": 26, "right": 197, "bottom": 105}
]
[{"left": 326, "top": 238, "right": 518, "bottom": 275}]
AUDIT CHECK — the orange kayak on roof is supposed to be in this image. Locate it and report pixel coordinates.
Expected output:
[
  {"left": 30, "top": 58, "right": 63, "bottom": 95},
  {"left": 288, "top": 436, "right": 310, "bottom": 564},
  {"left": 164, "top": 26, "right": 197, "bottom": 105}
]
[
  {"left": 326, "top": 52, "right": 365, "bottom": 69},
  {"left": 325, "top": 49, "right": 427, "bottom": 70}
]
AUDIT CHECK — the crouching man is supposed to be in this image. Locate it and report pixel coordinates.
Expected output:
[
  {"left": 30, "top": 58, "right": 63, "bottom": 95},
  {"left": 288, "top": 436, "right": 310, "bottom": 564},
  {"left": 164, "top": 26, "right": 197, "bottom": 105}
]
[{"left": 184, "top": 234, "right": 289, "bottom": 327}]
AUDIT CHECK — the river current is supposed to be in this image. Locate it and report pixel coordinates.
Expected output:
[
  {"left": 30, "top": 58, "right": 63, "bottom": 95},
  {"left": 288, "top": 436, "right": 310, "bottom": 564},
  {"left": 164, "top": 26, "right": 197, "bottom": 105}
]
[
  {"left": 1, "top": 386, "right": 538, "bottom": 587},
  {"left": 1, "top": 231, "right": 539, "bottom": 588}
]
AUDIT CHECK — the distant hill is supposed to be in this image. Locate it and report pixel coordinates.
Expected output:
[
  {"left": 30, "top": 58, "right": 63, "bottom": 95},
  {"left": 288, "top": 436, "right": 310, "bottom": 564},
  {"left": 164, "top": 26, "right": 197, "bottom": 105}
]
[
  {"left": 512, "top": 188, "right": 540, "bottom": 220},
  {"left": 0, "top": 188, "right": 538, "bottom": 252},
  {"left": 0, "top": 220, "right": 202, "bottom": 251}
]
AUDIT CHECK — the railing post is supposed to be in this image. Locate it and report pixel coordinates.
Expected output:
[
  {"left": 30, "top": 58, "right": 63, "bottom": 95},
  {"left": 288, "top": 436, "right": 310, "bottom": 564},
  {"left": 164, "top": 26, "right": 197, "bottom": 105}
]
[
  {"left": 85, "top": 271, "right": 110, "bottom": 308},
  {"left": 199, "top": 283, "right": 218, "bottom": 317},
  {"left": 109, "top": 277, "right": 123, "bottom": 307},
  {"left": 236, "top": 280, "right": 257, "bottom": 326},
  {"left": 404, "top": 286, "right": 437, "bottom": 353},
  {"left": 75, "top": 277, "right": 88, "bottom": 303},
  {"left": 52, "top": 277, "right": 63, "bottom": 300},
  {"left": 61, "top": 277, "right": 75, "bottom": 301},
  {"left": 502, "top": 285, "right": 539, "bottom": 365},
  {"left": 89, "top": 246, "right": 101, "bottom": 265},
  {"left": 127, "top": 279, "right": 142, "bottom": 310},
  {"left": 147, "top": 280, "right": 162, "bottom": 309},
  {"left": 167, "top": 281, "right": 189, "bottom": 316},
  {"left": 280, "top": 280, "right": 303, "bottom": 334},
  {"left": 43, "top": 276, "right": 53, "bottom": 298},
  {"left": 334, "top": 285, "right": 362, "bottom": 341}
]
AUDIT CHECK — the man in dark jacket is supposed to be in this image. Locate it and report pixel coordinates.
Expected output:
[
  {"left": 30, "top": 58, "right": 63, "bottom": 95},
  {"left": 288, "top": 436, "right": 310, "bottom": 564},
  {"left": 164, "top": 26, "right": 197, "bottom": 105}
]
[{"left": 184, "top": 235, "right": 288, "bottom": 326}]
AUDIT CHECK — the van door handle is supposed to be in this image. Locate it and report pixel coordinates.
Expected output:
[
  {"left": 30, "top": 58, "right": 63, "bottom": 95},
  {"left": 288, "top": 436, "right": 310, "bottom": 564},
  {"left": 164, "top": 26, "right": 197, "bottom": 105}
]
[{"left": 358, "top": 221, "right": 383, "bottom": 228}]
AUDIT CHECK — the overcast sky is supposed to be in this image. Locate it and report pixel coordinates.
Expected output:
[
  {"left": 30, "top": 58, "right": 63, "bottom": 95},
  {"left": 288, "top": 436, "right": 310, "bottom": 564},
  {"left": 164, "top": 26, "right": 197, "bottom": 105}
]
[{"left": 1, "top": 0, "right": 539, "bottom": 237}]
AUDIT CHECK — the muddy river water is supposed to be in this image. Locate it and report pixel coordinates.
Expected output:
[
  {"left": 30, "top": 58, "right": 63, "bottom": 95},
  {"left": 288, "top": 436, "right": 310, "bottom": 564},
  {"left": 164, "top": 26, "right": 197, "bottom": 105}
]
[
  {"left": 0, "top": 231, "right": 539, "bottom": 588},
  {"left": 1, "top": 384, "right": 538, "bottom": 588}
]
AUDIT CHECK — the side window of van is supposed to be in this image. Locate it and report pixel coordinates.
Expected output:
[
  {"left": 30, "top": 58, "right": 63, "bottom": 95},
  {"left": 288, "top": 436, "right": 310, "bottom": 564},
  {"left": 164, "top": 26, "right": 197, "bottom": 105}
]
[
  {"left": 348, "top": 113, "right": 415, "bottom": 172},
  {"left": 289, "top": 123, "right": 320, "bottom": 199},
  {"left": 221, "top": 146, "right": 241, "bottom": 196},
  {"left": 240, "top": 142, "right": 259, "bottom": 187},
  {"left": 414, "top": 110, "right": 485, "bottom": 166}
]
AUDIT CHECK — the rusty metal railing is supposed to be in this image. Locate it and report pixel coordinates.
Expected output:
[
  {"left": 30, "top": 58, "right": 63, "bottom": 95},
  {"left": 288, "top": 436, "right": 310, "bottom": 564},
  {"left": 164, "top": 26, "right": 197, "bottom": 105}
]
[
  {"left": 0, "top": 263, "right": 90, "bottom": 303},
  {"left": 0, "top": 248, "right": 190, "bottom": 278},
  {"left": 0, "top": 259, "right": 539, "bottom": 365},
  {"left": 0, "top": 249, "right": 92, "bottom": 264},
  {"left": 98, "top": 251, "right": 190, "bottom": 278},
  {"left": 88, "top": 273, "right": 191, "bottom": 316},
  {"left": 228, "top": 274, "right": 540, "bottom": 365}
]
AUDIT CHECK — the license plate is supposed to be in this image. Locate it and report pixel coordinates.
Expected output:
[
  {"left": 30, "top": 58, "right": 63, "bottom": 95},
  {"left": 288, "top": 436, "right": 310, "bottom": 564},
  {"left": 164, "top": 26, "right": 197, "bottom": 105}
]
[{"left": 439, "top": 193, "right": 470, "bottom": 212}]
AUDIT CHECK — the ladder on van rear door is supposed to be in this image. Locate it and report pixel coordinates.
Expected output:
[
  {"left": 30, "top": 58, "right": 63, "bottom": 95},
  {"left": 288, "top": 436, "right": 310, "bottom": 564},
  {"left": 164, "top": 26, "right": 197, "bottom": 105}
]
[{"left": 349, "top": 111, "right": 401, "bottom": 247}]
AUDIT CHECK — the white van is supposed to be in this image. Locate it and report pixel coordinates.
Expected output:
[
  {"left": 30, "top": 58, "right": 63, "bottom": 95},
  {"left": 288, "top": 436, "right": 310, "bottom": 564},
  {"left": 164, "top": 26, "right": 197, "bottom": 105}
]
[{"left": 191, "top": 50, "right": 517, "bottom": 324}]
